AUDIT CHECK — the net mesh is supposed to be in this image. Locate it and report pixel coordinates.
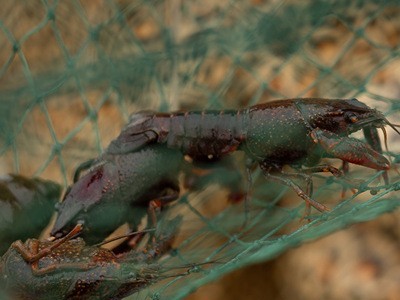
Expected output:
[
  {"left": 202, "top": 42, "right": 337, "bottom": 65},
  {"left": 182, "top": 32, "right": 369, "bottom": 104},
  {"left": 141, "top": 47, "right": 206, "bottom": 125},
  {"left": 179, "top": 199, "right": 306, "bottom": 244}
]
[{"left": 1, "top": 0, "right": 400, "bottom": 299}]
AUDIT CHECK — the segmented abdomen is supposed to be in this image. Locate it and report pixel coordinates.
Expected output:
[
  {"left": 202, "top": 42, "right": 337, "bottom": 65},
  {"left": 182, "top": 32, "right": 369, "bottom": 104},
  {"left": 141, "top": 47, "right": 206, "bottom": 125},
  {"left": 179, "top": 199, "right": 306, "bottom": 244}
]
[{"left": 155, "top": 109, "right": 248, "bottom": 159}]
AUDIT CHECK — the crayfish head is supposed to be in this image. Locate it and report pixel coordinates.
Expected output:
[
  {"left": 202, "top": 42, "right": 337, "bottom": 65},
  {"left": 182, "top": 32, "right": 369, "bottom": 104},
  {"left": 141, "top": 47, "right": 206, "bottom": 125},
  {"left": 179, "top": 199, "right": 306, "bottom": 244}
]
[
  {"left": 299, "top": 98, "right": 388, "bottom": 135},
  {"left": 326, "top": 98, "right": 400, "bottom": 137}
]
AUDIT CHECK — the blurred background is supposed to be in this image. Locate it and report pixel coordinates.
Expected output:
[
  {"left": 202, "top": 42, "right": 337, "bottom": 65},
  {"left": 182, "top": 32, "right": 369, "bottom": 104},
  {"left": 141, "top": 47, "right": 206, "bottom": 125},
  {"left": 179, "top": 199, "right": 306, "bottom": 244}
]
[{"left": 1, "top": 0, "right": 400, "bottom": 299}]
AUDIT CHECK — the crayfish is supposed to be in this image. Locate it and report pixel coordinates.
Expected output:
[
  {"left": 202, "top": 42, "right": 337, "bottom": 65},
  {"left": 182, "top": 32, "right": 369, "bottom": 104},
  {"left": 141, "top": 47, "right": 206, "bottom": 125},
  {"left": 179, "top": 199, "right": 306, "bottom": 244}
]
[
  {"left": 1, "top": 216, "right": 199, "bottom": 300},
  {"left": 104, "top": 98, "right": 399, "bottom": 211}
]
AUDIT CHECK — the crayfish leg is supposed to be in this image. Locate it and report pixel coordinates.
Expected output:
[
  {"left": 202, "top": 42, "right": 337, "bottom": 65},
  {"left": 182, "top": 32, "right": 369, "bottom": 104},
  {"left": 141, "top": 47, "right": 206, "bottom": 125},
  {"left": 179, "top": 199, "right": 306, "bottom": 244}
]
[
  {"left": 292, "top": 164, "right": 353, "bottom": 219},
  {"left": 12, "top": 224, "right": 83, "bottom": 263},
  {"left": 339, "top": 161, "right": 357, "bottom": 197},
  {"left": 279, "top": 170, "right": 314, "bottom": 197},
  {"left": 278, "top": 170, "right": 314, "bottom": 220},
  {"left": 145, "top": 188, "right": 180, "bottom": 243},
  {"left": 13, "top": 237, "right": 96, "bottom": 276},
  {"left": 259, "top": 163, "right": 329, "bottom": 213},
  {"left": 300, "top": 163, "right": 357, "bottom": 198},
  {"left": 10, "top": 240, "right": 39, "bottom": 264},
  {"left": 301, "top": 164, "right": 343, "bottom": 178},
  {"left": 32, "top": 262, "right": 94, "bottom": 276}
]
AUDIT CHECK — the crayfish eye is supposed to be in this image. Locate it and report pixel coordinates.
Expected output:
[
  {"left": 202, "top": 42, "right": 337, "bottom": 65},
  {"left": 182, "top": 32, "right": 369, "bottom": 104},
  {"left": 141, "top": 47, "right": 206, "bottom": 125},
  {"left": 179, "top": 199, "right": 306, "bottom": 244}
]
[
  {"left": 350, "top": 115, "right": 358, "bottom": 123},
  {"left": 345, "top": 112, "right": 358, "bottom": 123}
]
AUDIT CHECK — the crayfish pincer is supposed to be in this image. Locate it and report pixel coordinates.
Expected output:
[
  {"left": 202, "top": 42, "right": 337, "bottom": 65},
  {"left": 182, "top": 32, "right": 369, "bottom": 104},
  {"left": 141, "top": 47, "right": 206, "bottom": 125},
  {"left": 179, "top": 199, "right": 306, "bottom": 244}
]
[
  {"left": 106, "top": 98, "right": 399, "bottom": 211},
  {"left": 51, "top": 145, "right": 184, "bottom": 245}
]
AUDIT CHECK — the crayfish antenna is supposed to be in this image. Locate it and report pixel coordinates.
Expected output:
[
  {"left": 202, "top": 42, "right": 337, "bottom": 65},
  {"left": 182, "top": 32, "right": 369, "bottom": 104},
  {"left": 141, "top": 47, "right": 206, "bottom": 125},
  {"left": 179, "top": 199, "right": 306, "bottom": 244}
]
[
  {"left": 94, "top": 228, "right": 156, "bottom": 247},
  {"left": 384, "top": 117, "right": 400, "bottom": 135},
  {"left": 379, "top": 127, "right": 390, "bottom": 185},
  {"left": 382, "top": 126, "right": 389, "bottom": 154},
  {"left": 381, "top": 126, "right": 400, "bottom": 178}
]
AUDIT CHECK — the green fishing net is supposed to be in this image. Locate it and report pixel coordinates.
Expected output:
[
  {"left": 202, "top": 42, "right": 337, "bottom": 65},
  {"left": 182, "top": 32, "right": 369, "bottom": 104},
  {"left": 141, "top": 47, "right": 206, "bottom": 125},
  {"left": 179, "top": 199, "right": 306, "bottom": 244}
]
[{"left": 1, "top": 0, "right": 400, "bottom": 299}]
